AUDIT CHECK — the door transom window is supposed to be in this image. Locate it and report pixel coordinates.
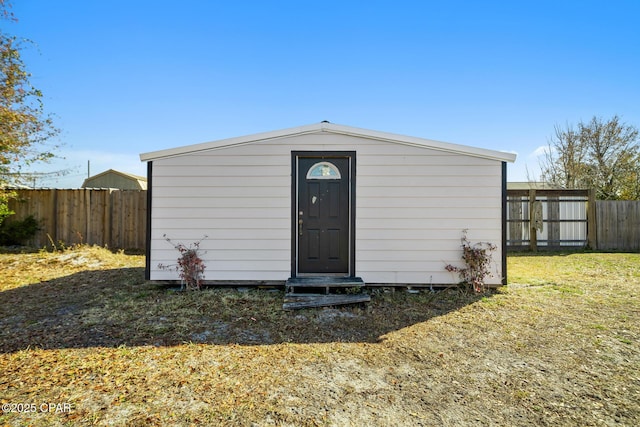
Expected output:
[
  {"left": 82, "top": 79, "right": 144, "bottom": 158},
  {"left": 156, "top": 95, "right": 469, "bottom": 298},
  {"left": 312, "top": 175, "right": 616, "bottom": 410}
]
[{"left": 306, "top": 161, "right": 341, "bottom": 179}]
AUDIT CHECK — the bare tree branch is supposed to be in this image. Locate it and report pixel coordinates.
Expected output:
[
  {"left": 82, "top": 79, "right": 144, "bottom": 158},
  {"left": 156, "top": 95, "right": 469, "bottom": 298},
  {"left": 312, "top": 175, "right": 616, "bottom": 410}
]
[{"left": 538, "top": 116, "right": 640, "bottom": 200}]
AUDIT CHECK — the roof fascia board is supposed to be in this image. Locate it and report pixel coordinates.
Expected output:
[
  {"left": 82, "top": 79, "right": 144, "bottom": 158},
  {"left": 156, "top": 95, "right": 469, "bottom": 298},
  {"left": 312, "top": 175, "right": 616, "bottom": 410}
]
[
  {"left": 322, "top": 123, "right": 516, "bottom": 163},
  {"left": 139, "top": 124, "right": 323, "bottom": 162},
  {"left": 140, "top": 122, "right": 516, "bottom": 163}
]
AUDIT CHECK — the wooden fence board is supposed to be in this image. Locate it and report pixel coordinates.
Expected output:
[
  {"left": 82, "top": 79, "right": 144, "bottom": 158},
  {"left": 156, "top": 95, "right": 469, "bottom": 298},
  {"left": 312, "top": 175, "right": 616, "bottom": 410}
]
[
  {"left": 548, "top": 195, "right": 560, "bottom": 247},
  {"left": 507, "top": 189, "right": 591, "bottom": 250},
  {"left": 596, "top": 201, "right": 640, "bottom": 251},
  {"left": 5, "top": 189, "right": 147, "bottom": 250},
  {"left": 508, "top": 196, "right": 523, "bottom": 244},
  {"left": 506, "top": 190, "right": 638, "bottom": 252}
]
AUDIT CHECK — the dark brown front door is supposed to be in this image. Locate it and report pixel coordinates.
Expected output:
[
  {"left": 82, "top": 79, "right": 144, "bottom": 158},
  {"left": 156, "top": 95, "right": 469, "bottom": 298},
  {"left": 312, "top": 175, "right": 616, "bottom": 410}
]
[{"left": 296, "top": 156, "right": 351, "bottom": 274}]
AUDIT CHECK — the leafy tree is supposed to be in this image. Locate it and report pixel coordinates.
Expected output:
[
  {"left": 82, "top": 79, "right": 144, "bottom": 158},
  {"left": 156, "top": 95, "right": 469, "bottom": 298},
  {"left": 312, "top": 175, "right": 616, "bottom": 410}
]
[
  {"left": 539, "top": 116, "right": 640, "bottom": 200},
  {"left": 1, "top": 0, "right": 60, "bottom": 222}
]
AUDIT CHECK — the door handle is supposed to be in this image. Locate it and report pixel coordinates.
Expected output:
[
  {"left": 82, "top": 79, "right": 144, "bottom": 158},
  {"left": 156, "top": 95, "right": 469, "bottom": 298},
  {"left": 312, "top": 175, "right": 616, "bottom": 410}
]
[{"left": 298, "top": 211, "right": 304, "bottom": 236}]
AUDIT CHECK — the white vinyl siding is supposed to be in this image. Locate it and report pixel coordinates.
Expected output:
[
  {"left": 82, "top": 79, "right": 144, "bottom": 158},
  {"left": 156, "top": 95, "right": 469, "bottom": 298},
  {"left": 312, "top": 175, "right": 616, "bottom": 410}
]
[{"left": 148, "top": 131, "right": 503, "bottom": 285}]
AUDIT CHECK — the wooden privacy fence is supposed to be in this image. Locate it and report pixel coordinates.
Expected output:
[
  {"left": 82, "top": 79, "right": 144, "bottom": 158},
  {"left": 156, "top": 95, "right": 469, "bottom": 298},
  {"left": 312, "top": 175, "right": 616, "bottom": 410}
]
[
  {"left": 5, "top": 188, "right": 639, "bottom": 252},
  {"left": 507, "top": 188, "right": 640, "bottom": 252},
  {"left": 596, "top": 201, "right": 640, "bottom": 251},
  {"left": 6, "top": 189, "right": 147, "bottom": 250},
  {"left": 507, "top": 189, "right": 595, "bottom": 251}
]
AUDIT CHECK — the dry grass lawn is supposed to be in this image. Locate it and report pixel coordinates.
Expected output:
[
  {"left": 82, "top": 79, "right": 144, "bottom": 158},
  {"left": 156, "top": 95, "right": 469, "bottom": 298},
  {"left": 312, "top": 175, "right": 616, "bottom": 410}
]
[{"left": 0, "top": 247, "right": 638, "bottom": 426}]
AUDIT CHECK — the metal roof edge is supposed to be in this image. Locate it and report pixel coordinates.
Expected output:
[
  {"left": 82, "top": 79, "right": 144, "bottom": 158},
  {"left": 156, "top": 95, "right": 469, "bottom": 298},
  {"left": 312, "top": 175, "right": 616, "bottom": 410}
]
[
  {"left": 139, "top": 123, "right": 322, "bottom": 161},
  {"left": 140, "top": 122, "right": 517, "bottom": 163},
  {"left": 85, "top": 168, "right": 148, "bottom": 182},
  {"left": 321, "top": 122, "right": 517, "bottom": 163}
]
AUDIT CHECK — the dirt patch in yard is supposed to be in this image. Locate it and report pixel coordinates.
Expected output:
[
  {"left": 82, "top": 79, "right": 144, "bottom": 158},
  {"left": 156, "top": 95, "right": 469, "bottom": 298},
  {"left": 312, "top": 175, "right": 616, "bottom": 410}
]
[
  {"left": 1, "top": 247, "right": 639, "bottom": 426},
  {"left": 0, "top": 276, "right": 475, "bottom": 350}
]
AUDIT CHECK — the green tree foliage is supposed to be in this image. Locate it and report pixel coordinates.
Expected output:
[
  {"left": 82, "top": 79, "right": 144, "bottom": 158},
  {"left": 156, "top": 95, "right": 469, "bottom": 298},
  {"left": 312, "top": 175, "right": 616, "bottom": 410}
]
[
  {"left": 0, "top": 0, "right": 60, "bottom": 222},
  {"left": 539, "top": 116, "right": 640, "bottom": 200}
]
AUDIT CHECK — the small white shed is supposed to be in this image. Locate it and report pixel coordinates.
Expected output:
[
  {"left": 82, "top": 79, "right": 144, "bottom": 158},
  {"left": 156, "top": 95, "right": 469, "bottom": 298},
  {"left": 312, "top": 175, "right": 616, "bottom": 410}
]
[{"left": 140, "top": 122, "right": 516, "bottom": 287}]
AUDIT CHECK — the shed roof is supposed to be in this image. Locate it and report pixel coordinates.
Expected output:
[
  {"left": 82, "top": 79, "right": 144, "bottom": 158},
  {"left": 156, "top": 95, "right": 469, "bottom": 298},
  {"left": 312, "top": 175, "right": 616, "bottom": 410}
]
[
  {"left": 82, "top": 169, "right": 148, "bottom": 190},
  {"left": 140, "top": 122, "right": 517, "bottom": 163}
]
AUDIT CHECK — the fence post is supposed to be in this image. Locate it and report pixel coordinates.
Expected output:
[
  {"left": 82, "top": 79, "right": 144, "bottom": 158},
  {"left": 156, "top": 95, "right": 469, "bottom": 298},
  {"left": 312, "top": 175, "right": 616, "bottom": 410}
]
[
  {"left": 85, "top": 188, "right": 91, "bottom": 245},
  {"left": 529, "top": 189, "right": 537, "bottom": 252},
  {"left": 587, "top": 188, "right": 597, "bottom": 250}
]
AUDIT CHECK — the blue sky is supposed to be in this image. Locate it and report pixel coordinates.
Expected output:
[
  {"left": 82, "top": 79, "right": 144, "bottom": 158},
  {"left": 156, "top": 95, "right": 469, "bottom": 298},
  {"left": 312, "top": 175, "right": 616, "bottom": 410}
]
[{"left": 6, "top": 0, "right": 640, "bottom": 187}]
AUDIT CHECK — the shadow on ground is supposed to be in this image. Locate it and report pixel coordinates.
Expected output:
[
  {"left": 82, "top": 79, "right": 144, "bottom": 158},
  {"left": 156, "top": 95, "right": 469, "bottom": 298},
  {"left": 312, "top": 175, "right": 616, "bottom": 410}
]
[{"left": 0, "top": 268, "right": 485, "bottom": 352}]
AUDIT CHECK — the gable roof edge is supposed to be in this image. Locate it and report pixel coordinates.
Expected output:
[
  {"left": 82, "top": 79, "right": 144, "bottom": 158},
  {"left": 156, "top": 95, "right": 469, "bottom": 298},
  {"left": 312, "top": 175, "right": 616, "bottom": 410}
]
[
  {"left": 140, "top": 123, "right": 323, "bottom": 162},
  {"left": 324, "top": 123, "right": 516, "bottom": 163},
  {"left": 140, "top": 122, "right": 516, "bottom": 163}
]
